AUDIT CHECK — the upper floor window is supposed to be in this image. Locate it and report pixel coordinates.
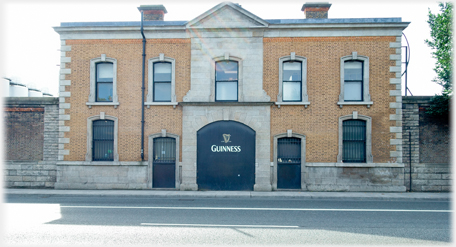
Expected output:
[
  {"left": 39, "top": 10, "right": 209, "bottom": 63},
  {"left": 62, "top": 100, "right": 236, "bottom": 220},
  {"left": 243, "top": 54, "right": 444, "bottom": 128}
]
[
  {"left": 215, "top": 61, "right": 238, "bottom": 101},
  {"left": 343, "top": 61, "right": 363, "bottom": 101},
  {"left": 145, "top": 54, "right": 177, "bottom": 107},
  {"left": 282, "top": 61, "right": 302, "bottom": 102},
  {"left": 153, "top": 62, "right": 172, "bottom": 102},
  {"left": 96, "top": 62, "right": 113, "bottom": 102},
  {"left": 276, "top": 52, "right": 309, "bottom": 108},
  {"left": 338, "top": 52, "right": 372, "bottom": 108},
  {"left": 87, "top": 54, "right": 119, "bottom": 108}
]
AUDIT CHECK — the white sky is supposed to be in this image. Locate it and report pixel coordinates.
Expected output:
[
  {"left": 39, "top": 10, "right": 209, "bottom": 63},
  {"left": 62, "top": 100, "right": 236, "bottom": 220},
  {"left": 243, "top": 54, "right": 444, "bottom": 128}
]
[{"left": 0, "top": 0, "right": 443, "bottom": 97}]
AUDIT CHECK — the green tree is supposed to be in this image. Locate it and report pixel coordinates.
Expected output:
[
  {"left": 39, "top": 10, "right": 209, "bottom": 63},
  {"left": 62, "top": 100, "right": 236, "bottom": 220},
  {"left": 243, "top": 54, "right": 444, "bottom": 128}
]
[{"left": 425, "top": 2, "right": 452, "bottom": 116}]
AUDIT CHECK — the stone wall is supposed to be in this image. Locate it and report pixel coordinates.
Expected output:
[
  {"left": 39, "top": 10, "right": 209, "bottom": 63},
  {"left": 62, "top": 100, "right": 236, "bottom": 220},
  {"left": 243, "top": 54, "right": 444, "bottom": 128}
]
[
  {"left": 402, "top": 96, "right": 451, "bottom": 192},
  {"left": 4, "top": 97, "right": 59, "bottom": 188}
]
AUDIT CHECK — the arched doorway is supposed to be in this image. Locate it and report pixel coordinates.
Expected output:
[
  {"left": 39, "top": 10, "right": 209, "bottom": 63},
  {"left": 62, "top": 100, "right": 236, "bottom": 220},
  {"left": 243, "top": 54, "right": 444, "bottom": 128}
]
[{"left": 197, "top": 121, "right": 255, "bottom": 190}]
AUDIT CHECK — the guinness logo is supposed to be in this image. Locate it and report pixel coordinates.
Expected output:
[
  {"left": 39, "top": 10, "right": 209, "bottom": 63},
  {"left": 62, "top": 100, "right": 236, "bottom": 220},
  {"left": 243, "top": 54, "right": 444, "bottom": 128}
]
[{"left": 222, "top": 134, "right": 231, "bottom": 143}]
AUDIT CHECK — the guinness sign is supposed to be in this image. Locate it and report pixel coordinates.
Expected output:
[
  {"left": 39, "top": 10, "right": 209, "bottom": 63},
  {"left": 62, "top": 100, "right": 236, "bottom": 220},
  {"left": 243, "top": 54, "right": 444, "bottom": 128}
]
[{"left": 211, "top": 134, "right": 241, "bottom": 152}]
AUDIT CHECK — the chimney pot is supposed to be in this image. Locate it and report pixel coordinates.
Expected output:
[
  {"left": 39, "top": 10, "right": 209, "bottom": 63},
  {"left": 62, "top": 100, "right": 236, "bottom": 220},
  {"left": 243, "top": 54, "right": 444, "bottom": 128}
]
[
  {"left": 138, "top": 5, "right": 167, "bottom": 21},
  {"left": 301, "top": 2, "right": 332, "bottom": 19}
]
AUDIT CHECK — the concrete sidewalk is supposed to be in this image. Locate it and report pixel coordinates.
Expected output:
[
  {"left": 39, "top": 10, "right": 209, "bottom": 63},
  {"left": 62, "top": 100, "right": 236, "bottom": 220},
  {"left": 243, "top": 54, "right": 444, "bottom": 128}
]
[{"left": 4, "top": 189, "right": 451, "bottom": 201}]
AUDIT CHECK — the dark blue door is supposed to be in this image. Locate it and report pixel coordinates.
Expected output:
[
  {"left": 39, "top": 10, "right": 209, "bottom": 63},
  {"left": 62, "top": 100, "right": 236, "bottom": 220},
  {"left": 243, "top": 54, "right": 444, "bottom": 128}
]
[
  {"left": 277, "top": 137, "right": 301, "bottom": 189},
  {"left": 197, "top": 121, "right": 255, "bottom": 191}
]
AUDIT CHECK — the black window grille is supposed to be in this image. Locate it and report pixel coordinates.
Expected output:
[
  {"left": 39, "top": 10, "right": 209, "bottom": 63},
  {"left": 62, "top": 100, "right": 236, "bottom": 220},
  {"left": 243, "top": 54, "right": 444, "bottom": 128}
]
[
  {"left": 344, "top": 60, "right": 363, "bottom": 101},
  {"left": 153, "top": 62, "right": 172, "bottom": 102},
  {"left": 96, "top": 62, "right": 113, "bottom": 102},
  {"left": 215, "top": 61, "right": 238, "bottom": 101},
  {"left": 282, "top": 61, "right": 302, "bottom": 102},
  {"left": 92, "top": 120, "right": 114, "bottom": 161},
  {"left": 342, "top": 120, "right": 366, "bottom": 163},
  {"left": 277, "top": 137, "right": 301, "bottom": 164},
  {"left": 153, "top": 137, "right": 176, "bottom": 165}
]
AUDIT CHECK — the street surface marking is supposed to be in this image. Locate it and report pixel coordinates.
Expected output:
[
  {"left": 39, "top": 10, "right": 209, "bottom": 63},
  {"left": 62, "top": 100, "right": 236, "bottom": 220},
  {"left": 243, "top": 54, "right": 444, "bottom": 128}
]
[
  {"left": 60, "top": 206, "right": 451, "bottom": 212},
  {"left": 140, "top": 223, "right": 299, "bottom": 228}
]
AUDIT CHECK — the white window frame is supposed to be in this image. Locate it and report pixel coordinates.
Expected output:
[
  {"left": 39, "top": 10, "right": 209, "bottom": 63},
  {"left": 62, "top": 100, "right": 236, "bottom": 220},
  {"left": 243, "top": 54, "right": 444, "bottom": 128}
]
[
  {"left": 210, "top": 53, "right": 243, "bottom": 102},
  {"left": 276, "top": 52, "right": 309, "bottom": 108},
  {"left": 87, "top": 54, "right": 119, "bottom": 108},
  {"left": 338, "top": 52, "right": 372, "bottom": 108},
  {"left": 337, "top": 112, "right": 373, "bottom": 163},
  {"left": 145, "top": 53, "right": 178, "bottom": 108},
  {"left": 85, "top": 114, "right": 119, "bottom": 164}
]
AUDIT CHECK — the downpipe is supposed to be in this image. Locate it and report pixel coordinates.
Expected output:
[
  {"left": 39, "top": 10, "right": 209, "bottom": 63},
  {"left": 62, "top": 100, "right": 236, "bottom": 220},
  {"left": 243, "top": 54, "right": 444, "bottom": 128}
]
[{"left": 140, "top": 12, "right": 146, "bottom": 161}]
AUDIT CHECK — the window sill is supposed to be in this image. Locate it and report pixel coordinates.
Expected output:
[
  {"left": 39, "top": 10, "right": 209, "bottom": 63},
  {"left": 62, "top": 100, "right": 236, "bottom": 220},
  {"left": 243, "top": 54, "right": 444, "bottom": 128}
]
[
  {"left": 275, "top": 101, "right": 310, "bottom": 108},
  {"left": 57, "top": 161, "right": 147, "bottom": 166},
  {"left": 86, "top": 102, "right": 120, "bottom": 109},
  {"left": 144, "top": 102, "right": 179, "bottom": 108},
  {"left": 337, "top": 101, "right": 373, "bottom": 108}
]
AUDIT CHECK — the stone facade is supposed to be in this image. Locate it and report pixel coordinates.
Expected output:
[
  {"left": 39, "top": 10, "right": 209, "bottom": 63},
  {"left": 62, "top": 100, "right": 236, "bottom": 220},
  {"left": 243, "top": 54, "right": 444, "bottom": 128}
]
[
  {"left": 402, "top": 96, "right": 451, "bottom": 192},
  {"left": 4, "top": 97, "right": 59, "bottom": 188}
]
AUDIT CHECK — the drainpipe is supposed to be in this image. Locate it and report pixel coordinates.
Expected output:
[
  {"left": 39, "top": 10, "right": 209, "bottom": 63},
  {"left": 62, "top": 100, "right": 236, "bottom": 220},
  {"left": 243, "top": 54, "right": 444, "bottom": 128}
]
[{"left": 140, "top": 11, "right": 146, "bottom": 161}]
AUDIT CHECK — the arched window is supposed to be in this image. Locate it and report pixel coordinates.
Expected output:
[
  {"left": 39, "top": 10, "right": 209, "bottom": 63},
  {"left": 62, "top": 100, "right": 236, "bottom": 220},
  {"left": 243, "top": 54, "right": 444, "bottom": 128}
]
[
  {"left": 153, "top": 62, "right": 172, "bottom": 102},
  {"left": 338, "top": 52, "right": 372, "bottom": 108},
  {"left": 95, "top": 62, "right": 114, "bottom": 102},
  {"left": 276, "top": 52, "right": 309, "bottom": 107},
  {"left": 146, "top": 54, "right": 178, "bottom": 107},
  {"left": 87, "top": 54, "right": 119, "bottom": 108},
  {"left": 342, "top": 120, "right": 366, "bottom": 163}
]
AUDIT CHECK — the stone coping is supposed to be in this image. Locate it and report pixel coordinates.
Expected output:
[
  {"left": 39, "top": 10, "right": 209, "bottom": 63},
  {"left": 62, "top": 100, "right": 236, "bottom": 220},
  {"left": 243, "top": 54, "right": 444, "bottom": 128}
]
[
  {"left": 306, "top": 163, "right": 405, "bottom": 168},
  {"left": 4, "top": 97, "right": 59, "bottom": 105}
]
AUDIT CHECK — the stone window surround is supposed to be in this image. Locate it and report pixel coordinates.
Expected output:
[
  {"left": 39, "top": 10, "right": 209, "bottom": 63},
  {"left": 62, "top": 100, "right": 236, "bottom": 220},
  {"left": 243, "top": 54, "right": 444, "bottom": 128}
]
[
  {"left": 87, "top": 54, "right": 119, "bottom": 108},
  {"left": 145, "top": 54, "right": 178, "bottom": 108},
  {"left": 85, "top": 113, "right": 119, "bottom": 164},
  {"left": 338, "top": 52, "right": 373, "bottom": 108},
  {"left": 148, "top": 130, "right": 180, "bottom": 189},
  {"left": 337, "top": 112, "right": 373, "bottom": 163},
  {"left": 210, "top": 53, "right": 244, "bottom": 102},
  {"left": 273, "top": 130, "right": 307, "bottom": 190},
  {"left": 275, "top": 52, "right": 310, "bottom": 108}
]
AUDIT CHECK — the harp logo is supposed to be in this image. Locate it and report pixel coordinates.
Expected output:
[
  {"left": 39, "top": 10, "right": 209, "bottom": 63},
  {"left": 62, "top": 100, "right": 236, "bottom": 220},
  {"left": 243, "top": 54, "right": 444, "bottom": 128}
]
[{"left": 222, "top": 134, "right": 231, "bottom": 143}]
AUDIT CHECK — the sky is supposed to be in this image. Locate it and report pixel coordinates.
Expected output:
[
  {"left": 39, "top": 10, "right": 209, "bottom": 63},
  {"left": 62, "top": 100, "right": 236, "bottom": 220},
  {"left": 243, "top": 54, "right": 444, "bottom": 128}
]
[{"left": 0, "top": 0, "right": 444, "bottom": 97}]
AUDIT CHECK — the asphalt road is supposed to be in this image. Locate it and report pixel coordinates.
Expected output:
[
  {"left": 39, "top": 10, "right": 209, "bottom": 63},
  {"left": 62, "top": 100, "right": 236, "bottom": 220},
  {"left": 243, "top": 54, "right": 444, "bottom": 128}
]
[{"left": 4, "top": 195, "right": 452, "bottom": 245}]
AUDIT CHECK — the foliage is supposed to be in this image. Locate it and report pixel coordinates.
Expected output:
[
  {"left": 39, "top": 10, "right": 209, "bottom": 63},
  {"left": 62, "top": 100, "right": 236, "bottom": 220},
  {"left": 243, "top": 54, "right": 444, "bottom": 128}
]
[{"left": 425, "top": 2, "right": 453, "bottom": 116}]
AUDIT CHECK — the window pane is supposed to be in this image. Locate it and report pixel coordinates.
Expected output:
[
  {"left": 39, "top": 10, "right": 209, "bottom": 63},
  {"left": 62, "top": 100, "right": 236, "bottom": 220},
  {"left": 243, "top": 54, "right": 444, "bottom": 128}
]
[
  {"left": 283, "top": 81, "right": 301, "bottom": 101},
  {"left": 216, "top": 81, "right": 237, "bottom": 101},
  {"left": 154, "top": 63, "right": 172, "bottom": 82},
  {"left": 216, "top": 61, "right": 238, "bottom": 81},
  {"left": 97, "top": 82, "right": 113, "bottom": 102},
  {"left": 344, "top": 81, "right": 362, "bottom": 101},
  {"left": 283, "top": 62, "right": 301, "bottom": 81},
  {"left": 343, "top": 120, "right": 366, "bottom": 163},
  {"left": 97, "top": 63, "right": 113, "bottom": 82},
  {"left": 154, "top": 137, "right": 176, "bottom": 163},
  {"left": 93, "top": 120, "right": 114, "bottom": 161},
  {"left": 154, "top": 82, "right": 171, "bottom": 102},
  {"left": 344, "top": 61, "right": 362, "bottom": 81}
]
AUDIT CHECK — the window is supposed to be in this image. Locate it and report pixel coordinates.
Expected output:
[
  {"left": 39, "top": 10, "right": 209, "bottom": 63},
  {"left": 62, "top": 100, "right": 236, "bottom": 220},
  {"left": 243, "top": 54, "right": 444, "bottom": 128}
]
[
  {"left": 276, "top": 52, "right": 309, "bottom": 108},
  {"left": 337, "top": 113, "right": 373, "bottom": 163},
  {"left": 86, "top": 114, "right": 119, "bottom": 163},
  {"left": 87, "top": 54, "right": 119, "bottom": 108},
  {"left": 215, "top": 61, "right": 238, "bottom": 101},
  {"left": 96, "top": 63, "right": 113, "bottom": 102},
  {"left": 338, "top": 52, "right": 372, "bottom": 108},
  {"left": 153, "top": 62, "right": 172, "bottom": 102},
  {"left": 343, "top": 61, "right": 363, "bottom": 101},
  {"left": 342, "top": 120, "right": 366, "bottom": 162},
  {"left": 146, "top": 54, "right": 177, "bottom": 107},
  {"left": 92, "top": 120, "right": 114, "bottom": 161},
  {"left": 282, "top": 62, "right": 302, "bottom": 101}
]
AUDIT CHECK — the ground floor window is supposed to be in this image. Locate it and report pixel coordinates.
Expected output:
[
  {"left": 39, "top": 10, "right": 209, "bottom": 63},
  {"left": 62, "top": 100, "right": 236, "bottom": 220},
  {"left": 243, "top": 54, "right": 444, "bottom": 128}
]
[
  {"left": 92, "top": 119, "right": 114, "bottom": 161},
  {"left": 342, "top": 119, "right": 366, "bottom": 163}
]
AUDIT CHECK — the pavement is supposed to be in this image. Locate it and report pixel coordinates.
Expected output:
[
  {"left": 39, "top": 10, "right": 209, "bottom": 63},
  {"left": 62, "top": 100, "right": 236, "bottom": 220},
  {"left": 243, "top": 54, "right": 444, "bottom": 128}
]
[{"left": 4, "top": 188, "right": 452, "bottom": 201}]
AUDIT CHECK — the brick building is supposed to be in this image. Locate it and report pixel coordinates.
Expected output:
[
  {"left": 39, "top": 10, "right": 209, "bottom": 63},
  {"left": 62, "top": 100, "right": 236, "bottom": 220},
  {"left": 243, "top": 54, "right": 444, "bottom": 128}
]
[{"left": 51, "top": 2, "right": 410, "bottom": 191}]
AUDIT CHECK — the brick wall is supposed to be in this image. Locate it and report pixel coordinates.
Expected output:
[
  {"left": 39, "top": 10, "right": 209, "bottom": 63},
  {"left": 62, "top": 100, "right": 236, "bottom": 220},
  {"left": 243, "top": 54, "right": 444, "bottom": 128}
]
[
  {"left": 402, "top": 96, "right": 451, "bottom": 192},
  {"left": 264, "top": 36, "right": 397, "bottom": 163},
  {"left": 4, "top": 97, "right": 59, "bottom": 188},
  {"left": 63, "top": 39, "right": 191, "bottom": 162}
]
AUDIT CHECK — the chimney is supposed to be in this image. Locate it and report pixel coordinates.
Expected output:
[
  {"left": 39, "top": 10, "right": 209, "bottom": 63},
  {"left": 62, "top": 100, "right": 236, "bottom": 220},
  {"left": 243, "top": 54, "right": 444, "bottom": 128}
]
[
  {"left": 138, "top": 5, "right": 167, "bottom": 21},
  {"left": 301, "top": 2, "right": 332, "bottom": 19}
]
